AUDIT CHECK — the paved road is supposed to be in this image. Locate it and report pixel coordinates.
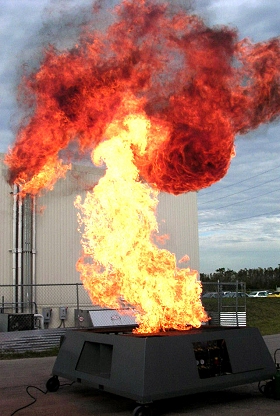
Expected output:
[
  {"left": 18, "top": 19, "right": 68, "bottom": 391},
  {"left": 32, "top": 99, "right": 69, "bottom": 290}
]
[{"left": 1, "top": 334, "right": 280, "bottom": 416}]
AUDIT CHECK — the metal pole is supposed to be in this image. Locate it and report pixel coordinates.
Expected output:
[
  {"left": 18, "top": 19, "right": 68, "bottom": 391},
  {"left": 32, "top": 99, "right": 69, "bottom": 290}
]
[
  {"left": 235, "top": 280, "right": 239, "bottom": 326},
  {"left": 217, "top": 279, "right": 220, "bottom": 326},
  {"left": 12, "top": 185, "right": 18, "bottom": 312},
  {"left": 32, "top": 195, "right": 36, "bottom": 313},
  {"left": 76, "top": 284, "right": 80, "bottom": 328},
  {"left": 23, "top": 195, "right": 32, "bottom": 312},
  {"left": 18, "top": 192, "right": 23, "bottom": 312}
]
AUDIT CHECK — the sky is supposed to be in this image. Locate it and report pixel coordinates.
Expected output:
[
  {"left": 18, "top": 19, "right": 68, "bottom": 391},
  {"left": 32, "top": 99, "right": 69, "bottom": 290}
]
[
  {"left": 195, "top": 0, "right": 280, "bottom": 274},
  {"left": 0, "top": 0, "right": 279, "bottom": 274}
]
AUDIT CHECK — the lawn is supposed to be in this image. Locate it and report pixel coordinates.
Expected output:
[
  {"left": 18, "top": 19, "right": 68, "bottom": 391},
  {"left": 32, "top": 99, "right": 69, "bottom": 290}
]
[
  {"left": 202, "top": 297, "right": 280, "bottom": 336},
  {"left": 246, "top": 297, "right": 280, "bottom": 335}
]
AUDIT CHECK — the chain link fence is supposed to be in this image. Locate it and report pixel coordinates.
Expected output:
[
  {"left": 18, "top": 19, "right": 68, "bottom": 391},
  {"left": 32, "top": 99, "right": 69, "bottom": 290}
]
[
  {"left": 201, "top": 281, "right": 247, "bottom": 327},
  {"left": 0, "top": 281, "right": 247, "bottom": 331},
  {"left": 0, "top": 283, "right": 94, "bottom": 330}
]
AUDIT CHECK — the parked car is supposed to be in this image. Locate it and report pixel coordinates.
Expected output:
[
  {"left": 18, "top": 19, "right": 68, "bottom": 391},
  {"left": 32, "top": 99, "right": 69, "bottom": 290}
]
[
  {"left": 267, "top": 292, "right": 280, "bottom": 298},
  {"left": 248, "top": 290, "right": 268, "bottom": 298},
  {"left": 202, "top": 292, "right": 218, "bottom": 298},
  {"left": 223, "top": 291, "right": 249, "bottom": 298},
  {"left": 202, "top": 291, "right": 235, "bottom": 298}
]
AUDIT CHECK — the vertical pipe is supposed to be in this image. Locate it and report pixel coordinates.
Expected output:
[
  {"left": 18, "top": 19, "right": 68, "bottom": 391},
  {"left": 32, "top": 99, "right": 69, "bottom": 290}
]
[
  {"left": 12, "top": 184, "right": 18, "bottom": 312},
  {"left": 18, "top": 192, "right": 23, "bottom": 312},
  {"left": 23, "top": 195, "right": 32, "bottom": 311},
  {"left": 32, "top": 195, "right": 36, "bottom": 312}
]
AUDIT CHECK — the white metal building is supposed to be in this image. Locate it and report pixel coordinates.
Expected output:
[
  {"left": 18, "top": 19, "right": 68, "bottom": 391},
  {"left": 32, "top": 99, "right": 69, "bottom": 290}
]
[{"left": 0, "top": 153, "right": 200, "bottom": 327}]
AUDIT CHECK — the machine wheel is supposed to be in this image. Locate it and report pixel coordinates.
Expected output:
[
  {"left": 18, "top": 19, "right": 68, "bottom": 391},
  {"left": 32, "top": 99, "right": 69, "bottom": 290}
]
[
  {"left": 263, "top": 380, "right": 275, "bottom": 398},
  {"left": 46, "top": 375, "right": 60, "bottom": 392},
  {"left": 132, "top": 405, "right": 152, "bottom": 416}
]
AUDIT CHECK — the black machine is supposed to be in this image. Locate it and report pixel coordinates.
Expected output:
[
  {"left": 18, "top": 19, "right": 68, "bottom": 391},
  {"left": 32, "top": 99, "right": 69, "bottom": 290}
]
[{"left": 47, "top": 323, "right": 275, "bottom": 416}]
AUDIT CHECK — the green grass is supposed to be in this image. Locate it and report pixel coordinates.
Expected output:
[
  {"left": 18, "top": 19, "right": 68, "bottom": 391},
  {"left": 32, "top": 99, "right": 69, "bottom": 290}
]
[
  {"left": 246, "top": 298, "right": 280, "bottom": 336},
  {"left": 202, "top": 297, "right": 280, "bottom": 336},
  {"left": 0, "top": 346, "right": 59, "bottom": 360}
]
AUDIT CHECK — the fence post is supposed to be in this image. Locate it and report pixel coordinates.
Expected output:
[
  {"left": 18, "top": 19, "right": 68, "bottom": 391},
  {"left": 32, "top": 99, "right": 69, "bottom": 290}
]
[
  {"left": 217, "top": 280, "right": 220, "bottom": 325},
  {"left": 235, "top": 280, "right": 239, "bottom": 326},
  {"left": 76, "top": 284, "right": 80, "bottom": 328}
]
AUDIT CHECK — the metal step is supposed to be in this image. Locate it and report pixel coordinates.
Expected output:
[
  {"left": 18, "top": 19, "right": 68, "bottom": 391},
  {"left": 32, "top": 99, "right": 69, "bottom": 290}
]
[
  {"left": 209, "top": 311, "right": 246, "bottom": 327},
  {"left": 0, "top": 328, "right": 68, "bottom": 353}
]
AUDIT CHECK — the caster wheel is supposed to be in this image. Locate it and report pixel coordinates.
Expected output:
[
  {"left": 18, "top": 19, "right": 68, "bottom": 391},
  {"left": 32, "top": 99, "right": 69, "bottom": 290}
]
[
  {"left": 46, "top": 376, "right": 60, "bottom": 392},
  {"left": 264, "top": 380, "right": 274, "bottom": 398},
  {"left": 132, "top": 405, "right": 152, "bottom": 416}
]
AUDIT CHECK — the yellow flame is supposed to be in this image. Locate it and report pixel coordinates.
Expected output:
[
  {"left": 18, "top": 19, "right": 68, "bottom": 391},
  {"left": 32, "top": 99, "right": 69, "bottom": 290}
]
[{"left": 75, "top": 114, "right": 208, "bottom": 333}]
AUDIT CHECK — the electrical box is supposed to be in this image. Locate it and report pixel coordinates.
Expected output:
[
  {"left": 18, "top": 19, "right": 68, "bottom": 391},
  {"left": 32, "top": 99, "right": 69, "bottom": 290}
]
[
  {"left": 74, "top": 308, "right": 137, "bottom": 329},
  {"left": 42, "top": 308, "right": 52, "bottom": 323},
  {"left": 74, "top": 309, "right": 92, "bottom": 328},
  {"left": 0, "top": 313, "right": 34, "bottom": 332},
  {"left": 59, "top": 307, "right": 67, "bottom": 320}
]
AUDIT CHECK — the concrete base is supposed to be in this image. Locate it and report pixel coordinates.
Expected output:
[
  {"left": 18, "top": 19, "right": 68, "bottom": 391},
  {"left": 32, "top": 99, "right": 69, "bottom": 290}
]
[{"left": 50, "top": 326, "right": 276, "bottom": 404}]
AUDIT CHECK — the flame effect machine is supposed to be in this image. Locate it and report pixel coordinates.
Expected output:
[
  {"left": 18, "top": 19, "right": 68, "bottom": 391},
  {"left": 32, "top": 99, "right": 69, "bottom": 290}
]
[{"left": 47, "top": 322, "right": 275, "bottom": 415}]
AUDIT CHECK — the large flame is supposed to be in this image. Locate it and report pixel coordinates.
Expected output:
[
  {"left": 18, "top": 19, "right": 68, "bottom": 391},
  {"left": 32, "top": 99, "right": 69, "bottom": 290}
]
[
  {"left": 75, "top": 107, "right": 208, "bottom": 332},
  {"left": 5, "top": 1, "right": 280, "bottom": 193},
  {"left": 4, "top": 0, "right": 280, "bottom": 332}
]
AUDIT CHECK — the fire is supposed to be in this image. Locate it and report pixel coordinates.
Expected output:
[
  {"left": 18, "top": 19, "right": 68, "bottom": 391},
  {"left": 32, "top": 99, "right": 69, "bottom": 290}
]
[
  {"left": 75, "top": 110, "right": 208, "bottom": 332},
  {"left": 8, "top": 156, "right": 71, "bottom": 198},
  {"left": 3, "top": 1, "right": 280, "bottom": 332}
]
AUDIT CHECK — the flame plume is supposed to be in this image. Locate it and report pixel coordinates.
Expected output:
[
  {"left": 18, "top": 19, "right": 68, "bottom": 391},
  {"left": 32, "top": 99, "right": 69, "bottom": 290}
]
[
  {"left": 75, "top": 108, "right": 207, "bottom": 332},
  {"left": 4, "top": 0, "right": 280, "bottom": 332},
  {"left": 5, "top": 1, "right": 280, "bottom": 194}
]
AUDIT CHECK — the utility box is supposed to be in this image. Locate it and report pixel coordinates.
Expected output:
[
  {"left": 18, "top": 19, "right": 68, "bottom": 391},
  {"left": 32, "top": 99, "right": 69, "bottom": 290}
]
[
  {"left": 59, "top": 307, "right": 67, "bottom": 320},
  {"left": 0, "top": 313, "right": 34, "bottom": 332},
  {"left": 74, "top": 309, "right": 93, "bottom": 328},
  {"left": 74, "top": 308, "right": 137, "bottom": 329},
  {"left": 42, "top": 308, "right": 52, "bottom": 323}
]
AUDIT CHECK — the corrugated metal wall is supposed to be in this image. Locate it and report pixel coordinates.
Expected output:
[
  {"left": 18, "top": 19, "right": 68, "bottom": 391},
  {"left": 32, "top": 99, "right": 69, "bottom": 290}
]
[
  {"left": 0, "top": 155, "right": 199, "bottom": 289},
  {"left": 36, "top": 164, "right": 103, "bottom": 285},
  {"left": 0, "top": 155, "right": 12, "bottom": 286}
]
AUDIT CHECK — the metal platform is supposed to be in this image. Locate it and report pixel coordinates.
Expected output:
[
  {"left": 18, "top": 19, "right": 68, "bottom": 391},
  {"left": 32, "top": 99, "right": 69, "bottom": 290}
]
[{"left": 49, "top": 326, "right": 276, "bottom": 407}]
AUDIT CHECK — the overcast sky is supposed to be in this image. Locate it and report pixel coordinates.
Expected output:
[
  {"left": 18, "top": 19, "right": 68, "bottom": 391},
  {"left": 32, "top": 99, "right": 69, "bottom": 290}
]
[
  {"left": 195, "top": 0, "right": 280, "bottom": 274},
  {"left": 0, "top": 0, "right": 279, "bottom": 274}
]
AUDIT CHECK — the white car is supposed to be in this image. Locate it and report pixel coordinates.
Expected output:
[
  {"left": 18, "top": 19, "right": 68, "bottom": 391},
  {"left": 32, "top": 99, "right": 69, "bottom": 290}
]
[{"left": 248, "top": 291, "right": 268, "bottom": 298}]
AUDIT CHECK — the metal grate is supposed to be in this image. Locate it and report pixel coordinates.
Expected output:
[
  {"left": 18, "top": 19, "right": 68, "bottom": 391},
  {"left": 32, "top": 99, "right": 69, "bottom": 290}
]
[
  {"left": 0, "top": 328, "right": 67, "bottom": 353},
  {"left": 202, "top": 281, "right": 247, "bottom": 327},
  {"left": 209, "top": 311, "right": 246, "bottom": 327}
]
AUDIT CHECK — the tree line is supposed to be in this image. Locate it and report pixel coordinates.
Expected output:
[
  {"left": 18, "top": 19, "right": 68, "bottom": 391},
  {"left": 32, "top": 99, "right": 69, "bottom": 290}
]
[{"left": 200, "top": 265, "right": 280, "bottom": 291}]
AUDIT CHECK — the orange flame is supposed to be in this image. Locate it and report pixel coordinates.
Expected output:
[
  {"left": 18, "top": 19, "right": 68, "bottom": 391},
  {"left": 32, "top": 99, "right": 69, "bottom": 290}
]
[
  {"left": 3, "top": 0, "right": 280, "bottom": 333},
  {"left": 75, "top": 110, "right": 208, "bottom": 332},
  {"left": 4, "top": 1, "right": 280, "bottom": 194},
  {"left": 10, "top": 156, "right": 71, "bottom": 198}
]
